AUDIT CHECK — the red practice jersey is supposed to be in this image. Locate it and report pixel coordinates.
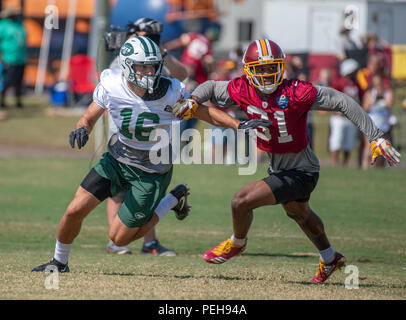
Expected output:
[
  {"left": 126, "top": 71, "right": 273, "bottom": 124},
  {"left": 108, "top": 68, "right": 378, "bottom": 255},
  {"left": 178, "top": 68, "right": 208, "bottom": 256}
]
[{"left": 227, "top": 76, "right": 317, "bottom": 153}]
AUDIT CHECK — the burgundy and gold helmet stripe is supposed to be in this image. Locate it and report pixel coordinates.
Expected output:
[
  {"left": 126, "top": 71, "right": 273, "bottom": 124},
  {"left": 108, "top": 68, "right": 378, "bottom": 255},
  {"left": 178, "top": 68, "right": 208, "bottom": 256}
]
[{"left": 255, "top": 39, "right": 273, "bottom": 60}]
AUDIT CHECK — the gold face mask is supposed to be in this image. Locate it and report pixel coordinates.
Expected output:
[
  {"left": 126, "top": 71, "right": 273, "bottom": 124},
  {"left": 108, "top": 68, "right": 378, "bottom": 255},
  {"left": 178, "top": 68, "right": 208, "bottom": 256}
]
[
  {"left": 244, "top": 59, "right": 285, "bottom": 92},
  {"left": 242, "top": 39, "right": 286, "bottom": 93}
]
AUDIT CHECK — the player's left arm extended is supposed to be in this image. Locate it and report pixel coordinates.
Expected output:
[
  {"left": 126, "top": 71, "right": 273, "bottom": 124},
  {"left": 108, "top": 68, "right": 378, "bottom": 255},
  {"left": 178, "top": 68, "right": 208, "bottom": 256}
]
[
  {"left": 312, "top": 86, "right": 401, "bottom": 165},
  {"left": 69, "top": 101, "right": 105, "bottom": 149},
  {"left": 195, "top": 103, "right": 240, "bottom": 129},
  {"left": 172, "top": 98, "right": 239, "bottom": 129},
  {"left": 192, "top": 102, "right": 272, "bottom": 131},
  {"left": 172, "top": 80, "right": 272, "bottom": 130}
]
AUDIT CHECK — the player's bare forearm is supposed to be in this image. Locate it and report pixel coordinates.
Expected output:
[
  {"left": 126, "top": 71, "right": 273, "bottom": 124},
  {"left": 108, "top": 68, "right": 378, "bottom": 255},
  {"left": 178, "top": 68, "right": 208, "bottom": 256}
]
[
  {"left": 75, "top": 102, "right": 105, "bottom": 133},
  {"left": 194, "top": 103, "right": 239, "bottom": 129},
  {"left": 164, "top": 54, "right": 188, "bottom": 81},
  {"left": 163, "top": 37, "right": 184, "bottom": 51}
]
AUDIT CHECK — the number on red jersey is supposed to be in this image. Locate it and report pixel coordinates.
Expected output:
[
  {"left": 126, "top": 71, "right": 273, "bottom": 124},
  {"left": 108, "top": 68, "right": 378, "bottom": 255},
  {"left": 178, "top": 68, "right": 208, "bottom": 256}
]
[{"left": 247, "top": 105, "right": 292, "bottom": 143}]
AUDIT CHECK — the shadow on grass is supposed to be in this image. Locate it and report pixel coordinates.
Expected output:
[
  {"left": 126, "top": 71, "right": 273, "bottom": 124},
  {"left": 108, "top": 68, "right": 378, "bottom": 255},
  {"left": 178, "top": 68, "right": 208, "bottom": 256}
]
[
  {"left": 242, "top": 252, "right": 316, "bottom": 259},
  {"left": 286, "top": 280, "right": 344, "bottom": 287},
  {"left": 103, "top": 272, "right": 265, "bottom": 281},
  {"left": 287, "top": 280, "right": 405, "bottom": 289}
]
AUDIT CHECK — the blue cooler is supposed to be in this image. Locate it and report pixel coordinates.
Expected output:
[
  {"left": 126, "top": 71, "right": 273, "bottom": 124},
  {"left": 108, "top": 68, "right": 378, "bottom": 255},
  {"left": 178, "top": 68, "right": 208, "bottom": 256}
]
[{"left": 50, "top": 82, "right": 68, "bottom": 107}]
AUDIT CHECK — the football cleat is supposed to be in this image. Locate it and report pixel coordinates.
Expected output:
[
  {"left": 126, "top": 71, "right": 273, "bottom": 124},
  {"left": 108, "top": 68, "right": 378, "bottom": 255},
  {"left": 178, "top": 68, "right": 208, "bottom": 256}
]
[
  {"left": 107, "top": 241, "right": 132, "bottom": 255},
  {"left": 311, "top": 252, "right": 346, "bottom": 283},
  {"left": 203, "top": 238, "right": 246, "bottom": 264},
  {"left": 141, "top": 239, "right": 177, "bottom": 256},
  {"left": 170, "top": 184, "right": 191, "bottom": 220},
  {"left": 31, "top": 258, "right": 70, "bottom": 273}
]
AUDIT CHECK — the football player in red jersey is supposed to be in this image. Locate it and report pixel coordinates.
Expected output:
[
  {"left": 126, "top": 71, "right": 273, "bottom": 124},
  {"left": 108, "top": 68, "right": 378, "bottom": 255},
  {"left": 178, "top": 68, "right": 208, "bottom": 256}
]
[{"left": 173, "top": 39, "right": 401, "bottom": 283}]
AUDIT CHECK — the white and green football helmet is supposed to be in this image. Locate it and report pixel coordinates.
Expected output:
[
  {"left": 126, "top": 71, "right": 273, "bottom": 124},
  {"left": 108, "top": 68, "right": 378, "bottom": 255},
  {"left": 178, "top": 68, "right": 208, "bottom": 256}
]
[{"left": 119, "top": 36, "right": 163, "bottom": 93}]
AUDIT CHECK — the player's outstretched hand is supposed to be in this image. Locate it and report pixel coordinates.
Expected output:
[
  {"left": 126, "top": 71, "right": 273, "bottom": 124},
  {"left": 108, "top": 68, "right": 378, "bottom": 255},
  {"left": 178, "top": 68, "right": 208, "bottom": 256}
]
[
  {"left": 69, "top": 127, "right": 89, "bottom": 149},
  {"left": 370, "top": 137, "right": 401, "bottom": 165},
  {"left": 238, "top": 119, "right": 273, "bottom": 130},
  {"left": 173, "top": 99, "right": 197, "bottom": 120}
]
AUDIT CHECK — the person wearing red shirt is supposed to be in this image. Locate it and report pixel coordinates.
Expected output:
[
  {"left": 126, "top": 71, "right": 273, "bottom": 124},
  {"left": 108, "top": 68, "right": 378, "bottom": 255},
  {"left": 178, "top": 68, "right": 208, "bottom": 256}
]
[
  {"left": 357, "top": 53, "right": 390, "bottom": 97},
  {"left": 329, "top": 59, "right": 362, "bottom": 167},
  {"left": 164, "top": 25, "right": 220, "bottom": 84},
  {"left": 173, "top": 39, "right": 400, "bottom": 283}
]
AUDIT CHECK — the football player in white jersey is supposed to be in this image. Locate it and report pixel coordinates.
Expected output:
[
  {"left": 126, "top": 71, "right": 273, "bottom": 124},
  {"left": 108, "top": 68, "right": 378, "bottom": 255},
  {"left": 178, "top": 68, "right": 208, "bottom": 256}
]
[
  {"left": 31, "top": 36, "right": 188, "bottom": 272},
  {"left": 106, "top": 18, "right": 188, "bottom": 256},
  {"left": 32, "top": 36, "right": 269, "bottom": 272}
]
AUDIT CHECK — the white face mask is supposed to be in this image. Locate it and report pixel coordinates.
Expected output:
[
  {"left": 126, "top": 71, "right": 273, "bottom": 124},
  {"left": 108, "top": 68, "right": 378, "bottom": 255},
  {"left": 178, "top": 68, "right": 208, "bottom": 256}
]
[
  {"left": 133, "top": 62, "right": 163, "bottom": 93},
  {"left": 136, "top": 74, "right": 156, "bottom": 93}
]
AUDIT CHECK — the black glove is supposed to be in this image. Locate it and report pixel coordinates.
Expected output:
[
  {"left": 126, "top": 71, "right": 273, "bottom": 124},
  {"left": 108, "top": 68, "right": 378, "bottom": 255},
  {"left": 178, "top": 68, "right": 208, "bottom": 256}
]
[
  {"left": 238, "top": 119, "right": 273, "bottom": 130},
  {"left": 69, "top": 127, "right": 89, "bottom": 149}
]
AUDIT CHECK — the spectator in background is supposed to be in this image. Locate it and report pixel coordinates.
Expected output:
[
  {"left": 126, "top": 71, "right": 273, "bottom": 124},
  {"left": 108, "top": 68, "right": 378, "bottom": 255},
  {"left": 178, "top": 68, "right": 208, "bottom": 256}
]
[
  {"left": 210, "top": 59, "right": 238, "bottom": 164},
  {"left": 364, "top": 32, "right": 392, "bottom": 79},
  {"left": 286, "top": 55, "right": 314, "bottom": 149},
  {"left": 228, "top": 45, "right": 245, "bottom": 78},
  {"left": 110, "top": 18, "right": 187, "bottom": 82},
  {"left": 356, "top": 53, "right": 392, "bottom": 166},
  {"left": 164, "top": 24, "right": 221, "bottom": 136},
  {"left": 357, "top": 54, "right": 390, "bottom": 97},
  {"left": 0, "top": 7, "right": 27, "bottom": 109},
  {"left": 286, "top": 55, "right": 308, "bottom": 79},
  {"left": 210, "top": 59, "right": 234, "bottom": 82},
  {"left": 361, "top": 74, "right": 394, "bottom": 169},
  {"left": 329, "top": 59, "right": 361, "bottom": 167},
  {"left": 310, "top": 68, "right": 333, "bottom": 151},
  {"left": 337, "top": 26, "right": 365, "bottom": 63},
  {"left": 295, "top": 70, "right": 314, "bottom": 150},
  {"left": 164, "top": 24, "right": 220, "bottom": 84},
  {"left": 317, "top": 68, "right": 332, "bottom": 87}
]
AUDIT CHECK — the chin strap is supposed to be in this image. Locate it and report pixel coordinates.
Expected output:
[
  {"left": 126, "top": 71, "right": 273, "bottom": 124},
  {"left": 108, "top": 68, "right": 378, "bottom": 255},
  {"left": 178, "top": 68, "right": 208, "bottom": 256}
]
[{"left": 258, "top": 86, "right": 277, "bottom": 94}]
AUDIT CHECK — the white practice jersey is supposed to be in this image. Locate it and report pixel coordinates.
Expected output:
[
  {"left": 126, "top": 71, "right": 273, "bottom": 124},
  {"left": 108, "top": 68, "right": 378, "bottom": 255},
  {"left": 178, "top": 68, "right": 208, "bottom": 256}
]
[
  {"left": 94, "top": 68, "right": 186, "bottom": 150},
  {"left": 93, "top": 68, "right": 187, "bottom": 173}
]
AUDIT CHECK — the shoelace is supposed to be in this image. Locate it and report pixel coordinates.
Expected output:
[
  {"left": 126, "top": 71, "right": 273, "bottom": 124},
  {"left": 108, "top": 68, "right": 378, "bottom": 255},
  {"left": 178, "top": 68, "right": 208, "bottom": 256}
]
[
  {"left": 212, "top": 240, "right": 234, "bottom": 255},
  {"left": 317, "top": 259, "right": 337, "bottom": 277},
  {"left": 316, "top": 260, "right": 325, "bottom": 276}
]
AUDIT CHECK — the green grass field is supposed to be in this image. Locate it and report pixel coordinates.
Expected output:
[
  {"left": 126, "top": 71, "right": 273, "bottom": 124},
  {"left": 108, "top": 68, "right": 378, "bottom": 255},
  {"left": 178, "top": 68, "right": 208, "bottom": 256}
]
[
  {"left": 0, "top": 157, "right": 405, "bottom": 300},
  {"left": 0, "top": 97, "right": 405, "bottom": 301}
]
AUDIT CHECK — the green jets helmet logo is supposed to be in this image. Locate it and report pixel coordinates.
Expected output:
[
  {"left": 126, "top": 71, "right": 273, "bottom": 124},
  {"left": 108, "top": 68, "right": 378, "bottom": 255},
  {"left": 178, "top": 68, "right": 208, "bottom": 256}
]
[{"left": 121, "top": 43, "right": 134, "bottom": 56}]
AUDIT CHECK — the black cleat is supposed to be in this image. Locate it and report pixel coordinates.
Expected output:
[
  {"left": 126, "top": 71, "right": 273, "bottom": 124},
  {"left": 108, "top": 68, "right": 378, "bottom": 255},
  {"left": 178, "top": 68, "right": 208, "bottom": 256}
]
[
  {"left": 170, "top": 184, "right": 191, "bottom": 220},
  {"left": 31, "top": 258, "right": 70, "bottom": 273}
]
